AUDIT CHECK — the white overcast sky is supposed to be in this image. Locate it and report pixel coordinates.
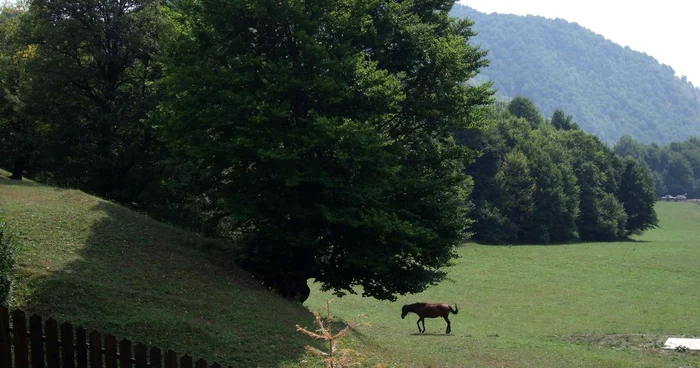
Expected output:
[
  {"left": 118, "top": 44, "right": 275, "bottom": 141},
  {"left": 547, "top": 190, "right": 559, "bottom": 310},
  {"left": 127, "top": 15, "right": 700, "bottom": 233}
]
[{"left": 458, "top": 0, "right": 700, "bottom": 86}]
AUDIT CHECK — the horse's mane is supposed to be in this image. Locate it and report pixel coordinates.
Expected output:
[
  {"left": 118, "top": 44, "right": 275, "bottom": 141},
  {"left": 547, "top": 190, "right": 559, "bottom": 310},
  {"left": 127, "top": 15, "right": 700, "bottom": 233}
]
[{"left": 406, "top": 302, "right": 427, "bottom": 308}]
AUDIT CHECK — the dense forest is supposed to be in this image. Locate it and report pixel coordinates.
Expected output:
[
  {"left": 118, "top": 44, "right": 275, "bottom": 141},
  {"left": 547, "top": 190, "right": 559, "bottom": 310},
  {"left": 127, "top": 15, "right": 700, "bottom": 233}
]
[
  {"left": 0, "top": 0, "right": 661, "bottom": 302},
  {"left": 458, "top": 98, "right": 657, "bottom": 244},
  {"left": 615, "top": 135, "right": 700, "bottom": 198},
  {"left": 450, "top": 5, "right": 700, "bottom": 145}
]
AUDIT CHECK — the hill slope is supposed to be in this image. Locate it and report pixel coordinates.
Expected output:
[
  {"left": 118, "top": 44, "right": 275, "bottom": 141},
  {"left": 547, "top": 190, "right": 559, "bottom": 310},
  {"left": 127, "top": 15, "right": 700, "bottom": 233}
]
[
  {"left": 4, "top": 173, "right": 700, "bottom": 367},
  {"left": 0, "top": 171, "right": 319, "bottom": 367},
  {"left": 451, "top": 4, "right": 700, "bottom": 144}
]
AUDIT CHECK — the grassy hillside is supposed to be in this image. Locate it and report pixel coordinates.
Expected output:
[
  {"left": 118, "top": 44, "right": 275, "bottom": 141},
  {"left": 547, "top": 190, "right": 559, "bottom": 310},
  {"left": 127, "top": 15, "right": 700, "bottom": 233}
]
[
  {"left": 0, "top": 171, "right": 322, "bottom": 367},
  {"left": 4, "top": 170, "right": 700, "bottom": 367}
]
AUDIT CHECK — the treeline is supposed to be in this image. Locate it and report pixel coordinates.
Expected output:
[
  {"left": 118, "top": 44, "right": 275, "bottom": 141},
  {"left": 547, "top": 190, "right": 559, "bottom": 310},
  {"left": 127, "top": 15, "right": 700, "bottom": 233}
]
[
  {"left": 457, "top": 97, "right": 659, "bottom": 244},
  {"left": 0, "top": 0, "right": 494, "bottom": 302},
  {"left": 614, "top": 135, "right": 700, "bottom": 198}
]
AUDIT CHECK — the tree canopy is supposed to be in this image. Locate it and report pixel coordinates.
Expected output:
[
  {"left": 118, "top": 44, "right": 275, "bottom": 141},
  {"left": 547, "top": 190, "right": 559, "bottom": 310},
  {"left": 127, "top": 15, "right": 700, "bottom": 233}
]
[
  {"left": 459, "top": 98, "right": 658, "bottom": 244},
  {"left": 615, "top": 135, "right": 700, "bottom": 199},
  {"left": 156, "top": 0, "right": 493, "bottom": 301},
  {"left": 17, "top": 0, "right": 166, "bottom": 201}
]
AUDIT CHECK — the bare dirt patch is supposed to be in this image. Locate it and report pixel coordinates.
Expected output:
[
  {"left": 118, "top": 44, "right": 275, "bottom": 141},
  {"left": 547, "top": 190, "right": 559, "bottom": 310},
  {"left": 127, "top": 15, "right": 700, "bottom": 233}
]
[{"left": 566, "top": 334, "right": 669, "bottom": 351}]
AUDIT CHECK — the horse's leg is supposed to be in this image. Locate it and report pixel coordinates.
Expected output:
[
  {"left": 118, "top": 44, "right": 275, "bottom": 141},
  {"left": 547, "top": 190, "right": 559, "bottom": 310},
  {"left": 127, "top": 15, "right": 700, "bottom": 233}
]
[
  {"left": 416, "top": 318, "right": 423, "bottom": 333},
  {"left": 421, "top": 318, "right": 426, "bottom": 333},
  {"left": 444, "top": 316, "right": 451, "bottom": 334}
]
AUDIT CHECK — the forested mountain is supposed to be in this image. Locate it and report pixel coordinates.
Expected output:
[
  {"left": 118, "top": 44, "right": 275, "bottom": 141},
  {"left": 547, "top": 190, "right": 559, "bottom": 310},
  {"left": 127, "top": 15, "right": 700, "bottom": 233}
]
[{"left": 450, "top": 4, "right": 700, "bottom": 144}]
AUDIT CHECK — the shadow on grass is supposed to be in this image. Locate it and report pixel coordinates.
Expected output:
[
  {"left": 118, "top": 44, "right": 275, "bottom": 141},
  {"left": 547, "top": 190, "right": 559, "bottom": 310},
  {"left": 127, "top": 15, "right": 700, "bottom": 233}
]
[
  {"left": 408, "top": 333, "right": 454, "bottom": 337},
  {"left": 0, "top": 175, "right": 41, "bottom": 187},
  {"left": 0, "top": 173, "right": 73, "bottom": 194},
  {"left": 20, "top": 198, "right": 319, "bottom": 367},
  {"left": 477, "top": 237, "right": 653, "bottom": 247}
]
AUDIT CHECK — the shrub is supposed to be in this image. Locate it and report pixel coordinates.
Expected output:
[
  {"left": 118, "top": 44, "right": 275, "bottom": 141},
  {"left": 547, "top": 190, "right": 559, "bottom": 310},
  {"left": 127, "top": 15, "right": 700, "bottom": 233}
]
[
  {"left": 0, "top": 221, "right": 16, "bottom": 306},
  {"left": 296, "top": 300, "right": 368, "bottom": 368}
]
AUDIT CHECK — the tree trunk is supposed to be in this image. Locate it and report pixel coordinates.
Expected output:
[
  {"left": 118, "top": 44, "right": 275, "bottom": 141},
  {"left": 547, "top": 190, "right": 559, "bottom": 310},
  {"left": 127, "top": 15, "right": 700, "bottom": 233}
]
[
  {"left": 264, "top": 275, "right": 311, "bottom": 303},
  {"left": 9, "top": 154, "right": 26, "bottom": 180}
]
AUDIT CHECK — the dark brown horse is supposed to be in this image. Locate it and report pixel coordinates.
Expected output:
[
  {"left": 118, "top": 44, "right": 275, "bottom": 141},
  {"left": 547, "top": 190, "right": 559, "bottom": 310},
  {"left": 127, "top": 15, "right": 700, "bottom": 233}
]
[{"left": 401, "top": 302, "right": 458, "bottom": 334}]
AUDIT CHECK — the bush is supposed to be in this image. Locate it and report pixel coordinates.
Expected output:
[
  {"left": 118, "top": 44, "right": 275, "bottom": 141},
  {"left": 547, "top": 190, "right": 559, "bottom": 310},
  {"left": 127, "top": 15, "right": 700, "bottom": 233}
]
[{"left": 0, "top": 221, "right": 16, "bottom": 306}]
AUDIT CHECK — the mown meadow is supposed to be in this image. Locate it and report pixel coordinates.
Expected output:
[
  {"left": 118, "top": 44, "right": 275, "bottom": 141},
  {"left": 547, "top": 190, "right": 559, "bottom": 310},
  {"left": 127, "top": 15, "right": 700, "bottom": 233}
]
[{"left": 2, "top": 171, "right": 700, "bottom": 367}]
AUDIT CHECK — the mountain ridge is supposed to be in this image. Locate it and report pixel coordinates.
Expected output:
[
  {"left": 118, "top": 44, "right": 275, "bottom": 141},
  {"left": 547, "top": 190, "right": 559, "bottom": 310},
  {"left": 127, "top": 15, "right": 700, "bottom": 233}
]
[{"left": 451, "top": 4, "right": 700, "bottom": 144}]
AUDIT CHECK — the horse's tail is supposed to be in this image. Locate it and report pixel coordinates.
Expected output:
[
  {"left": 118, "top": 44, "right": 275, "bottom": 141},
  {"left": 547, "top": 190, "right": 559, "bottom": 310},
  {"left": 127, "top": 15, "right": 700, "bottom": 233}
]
[{"left": 450, "top": 304, "right": 459, "bottom": 315}]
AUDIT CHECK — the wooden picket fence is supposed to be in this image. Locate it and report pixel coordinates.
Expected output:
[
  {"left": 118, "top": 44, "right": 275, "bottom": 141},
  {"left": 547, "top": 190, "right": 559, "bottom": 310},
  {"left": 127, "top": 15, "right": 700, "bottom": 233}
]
[{"left": 0, "top": 305, "right": 232, "bottom": 368}]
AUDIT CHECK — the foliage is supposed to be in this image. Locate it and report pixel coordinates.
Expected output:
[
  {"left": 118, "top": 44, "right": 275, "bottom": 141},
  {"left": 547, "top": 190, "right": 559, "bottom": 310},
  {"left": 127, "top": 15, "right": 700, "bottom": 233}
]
[
  {"left": 519, "top": 128, "right": 579, "bottom": 242},
  {"left": 0, "top": 219, "right": 16, "bottom": 306},
  {"left": 551, "top": 109, "right": 578, "bottom": 131},
  {"left": 0, "top": 4, "right": 33, "bottom": 181},
  {"left": 19, "top": 0, "right": 167, "bottom": 201},
  {"left": 460, "top": 98, "right": 657, "bottom": 244},
  {"left": 450, "top": 4, "right": 700, "bottom": 145},
  {"left": 614, "top": 135, "right": 700, "bottom": 198},
  {"left": 508, "top": 96, "right": 544, "bottom": 129},
  {"left": 157, "top": 0, "right": 493, "bottom": 301},
  {"left": 618, "top": 157, "right": 659, "bottom": 234},
  {"left": 491, "top": 149, "right": 535, "bottom": 242}
]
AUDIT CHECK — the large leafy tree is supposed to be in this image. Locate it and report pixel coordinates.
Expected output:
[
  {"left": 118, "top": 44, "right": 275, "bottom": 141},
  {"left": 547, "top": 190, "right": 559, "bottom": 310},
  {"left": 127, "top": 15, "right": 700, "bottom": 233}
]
[
  {"left": 519, "top": 130, "right": 579, "bottom": 243},
  {"left": 558, "top": 129, "right": 626, "bottom": 240},
  {"left": 664, "top": 152, "right": 694, "bottom": 196},
  {"left": 551, "top": 109, "right": 578, "bottom": 131},
  {"left": 158, "top": 0, "right": 493, "bottom": 301},
  {"left": 618, "top": 157, "right": 658, "bottom": 235},
  {"left": 492, "top": 149, "right": 535, "bottom": 241},
  {"left": 0, "top": 4, "right": 34, "bottom": 180},
  {"left": 507, "top": 96, "right": 544, "bottom": 129},
  {"left": 23, "top": 0, "right": 165, "bottom": 201}
]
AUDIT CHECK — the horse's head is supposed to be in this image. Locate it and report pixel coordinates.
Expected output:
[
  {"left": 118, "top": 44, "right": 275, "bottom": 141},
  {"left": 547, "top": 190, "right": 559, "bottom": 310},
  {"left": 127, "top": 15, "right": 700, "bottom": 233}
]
[{"left": 401, "top": 304, "right": 408, "bottom": 319}]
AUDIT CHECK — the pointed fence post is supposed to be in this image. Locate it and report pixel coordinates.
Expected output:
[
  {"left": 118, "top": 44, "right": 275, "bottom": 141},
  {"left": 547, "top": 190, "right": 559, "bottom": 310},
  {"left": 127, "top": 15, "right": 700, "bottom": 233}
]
[
  {"left": 61, "top": 322, "right": 75, "bottom": 368},
  {"left": 13, "top": 310, "right": 29, "bottom": 368},
  {"left": 134, "top": 343, "right": 147, "bottom": 368},
  {"left": 194, "top": 359, "right": 207, "bottom": 368},
  {"left": 119, "top": 339, "right": 132, "bottom": 368},
  {"left": 45, "top": 319, "right": 60, "bottom": 368},
  {"left": 0, "top": 305, "right": 11, "bottom": 368},
  {"left": 105, "top": 334, "right": 118, "bottom": 368},
  {"left": 150, "top": 347, "right": 162, "bottom": 368},
  {"left": 89, "top": 331, "right": 102, "bottom": 368},
  {"left": 30, "top": 314, "right": 45, "bottom": 368},
  {"left": 76, "top": 327, "right": 88, "bottom": 368},
  {"left": 180, "top": 355, "right": 193, "bottom": 368},
  {"left": 165, "top": 350, "right": 177, "bottom": 368}
]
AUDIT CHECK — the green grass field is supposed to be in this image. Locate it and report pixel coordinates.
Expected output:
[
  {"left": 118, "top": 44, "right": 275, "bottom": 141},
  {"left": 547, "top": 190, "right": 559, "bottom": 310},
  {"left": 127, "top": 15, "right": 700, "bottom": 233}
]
[
  {"left": 0, "top": 171, "right": 320, "bottom": 367},
  {"left": 2, "top": 170, "right": 700, "bottom": 367}
]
